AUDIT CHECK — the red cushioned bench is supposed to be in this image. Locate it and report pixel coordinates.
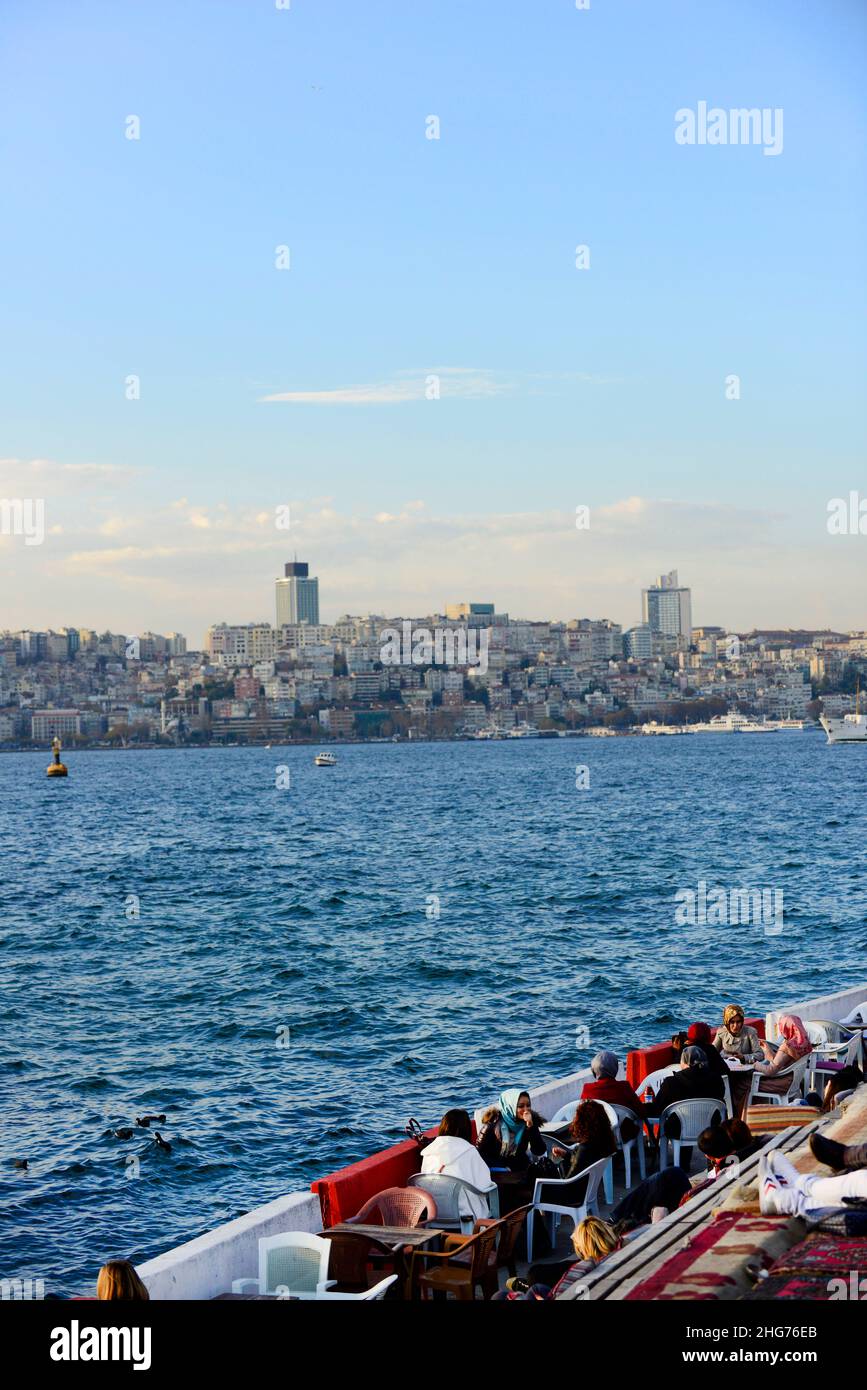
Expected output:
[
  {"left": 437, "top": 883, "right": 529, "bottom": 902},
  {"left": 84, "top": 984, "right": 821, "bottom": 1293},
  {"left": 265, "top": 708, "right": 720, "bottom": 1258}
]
[
  {"left": 626, "top": 1018, "right": 765, "bottom": 1090},
  {"left": 312, "top": 1129, "right": 438, "bottom": 1227}
]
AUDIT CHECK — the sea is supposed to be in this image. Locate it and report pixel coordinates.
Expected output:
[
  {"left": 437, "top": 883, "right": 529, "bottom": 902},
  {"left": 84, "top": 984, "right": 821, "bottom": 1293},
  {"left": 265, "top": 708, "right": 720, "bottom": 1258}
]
[{"left": 1, "top": 734, "right": 864, "bottom": 1294}]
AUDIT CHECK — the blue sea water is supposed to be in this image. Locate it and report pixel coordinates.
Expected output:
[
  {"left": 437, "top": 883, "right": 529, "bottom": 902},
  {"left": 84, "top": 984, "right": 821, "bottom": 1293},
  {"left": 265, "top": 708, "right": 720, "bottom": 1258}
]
[{"left": 0, "top": 736, "right": 865, "bottom": 1294}]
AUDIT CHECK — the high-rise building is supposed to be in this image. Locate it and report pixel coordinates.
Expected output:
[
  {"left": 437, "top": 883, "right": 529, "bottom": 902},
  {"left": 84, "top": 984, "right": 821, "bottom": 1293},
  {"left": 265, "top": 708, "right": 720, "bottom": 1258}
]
[
  {"left": 642, "top": 570, "right": 692, "bottom": 640},
  {"left": 276, "top": 561, "right": 320, "bottom": 627},
  {"left": 624, "top": 623, "right": 653, "bottom": 659}
]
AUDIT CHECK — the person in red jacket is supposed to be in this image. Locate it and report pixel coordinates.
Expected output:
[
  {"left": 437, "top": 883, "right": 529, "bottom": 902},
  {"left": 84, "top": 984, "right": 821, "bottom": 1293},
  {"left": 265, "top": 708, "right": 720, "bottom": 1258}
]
[{"left": 580, "top": 1051, "right": 646, "bottom": 1139}]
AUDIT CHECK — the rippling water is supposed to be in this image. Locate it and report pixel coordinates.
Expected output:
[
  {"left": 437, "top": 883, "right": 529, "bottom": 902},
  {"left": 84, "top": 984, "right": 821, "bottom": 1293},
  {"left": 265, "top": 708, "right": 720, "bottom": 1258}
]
[{"left": 1, "top": 736, "right": 865, "bottom": 1293}]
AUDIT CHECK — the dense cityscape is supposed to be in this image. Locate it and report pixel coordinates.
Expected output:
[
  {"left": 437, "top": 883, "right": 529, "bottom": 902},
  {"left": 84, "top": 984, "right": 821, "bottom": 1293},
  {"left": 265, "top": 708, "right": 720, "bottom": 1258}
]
[{"left": 4, "top": 563, "right": 864, "bottom": 747}]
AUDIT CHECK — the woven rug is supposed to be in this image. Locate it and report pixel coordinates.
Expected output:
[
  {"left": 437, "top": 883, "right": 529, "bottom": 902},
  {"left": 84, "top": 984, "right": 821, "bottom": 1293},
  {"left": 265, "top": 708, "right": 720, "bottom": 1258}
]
[
  {"left": 768, "top": 1230, "right": 867, "bottom": 1276},
  {"left": 746, "top": 1273, "right": 840, "bottom": 1300},
  {"left": 624, "top": 1213, "right": 791, "bottom": 1301},
  {"left": 745, "top": 1104, "right": 820, "bottom": 1134}
]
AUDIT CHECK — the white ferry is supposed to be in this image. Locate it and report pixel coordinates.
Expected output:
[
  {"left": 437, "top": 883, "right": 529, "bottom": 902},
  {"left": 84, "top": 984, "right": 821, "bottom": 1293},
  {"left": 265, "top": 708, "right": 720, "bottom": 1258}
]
[
  {"left": 820, "top": 711, "right": 867, "bottom": 744},
  {"left": 314, "top": 751, "right": 337, "bottom": 766},
  {"left": 133, "top": 980, "right": 866, "bottom": 1301},
  {"left": 689, "top": 713, "right": 777, "bottom": 734}
]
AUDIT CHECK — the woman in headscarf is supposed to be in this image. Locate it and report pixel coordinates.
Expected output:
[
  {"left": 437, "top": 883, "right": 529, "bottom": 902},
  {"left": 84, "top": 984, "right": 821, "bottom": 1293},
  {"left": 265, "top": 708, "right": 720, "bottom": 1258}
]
[
  {"left": 753, "top": 1014, "right": 812, "bottom": 1097},
  {"left": 712, "top": 1004, "right": 764, "bottom": 1117},
  {"left": 714, "top": 1005, "right": 764, "bottom": 1062},
  {"left": 477, "top": 1088, "right": 546, "bottom": 1171},
  {"left": 477, "top": 1088, "right": 548, "bottom": 1218}
]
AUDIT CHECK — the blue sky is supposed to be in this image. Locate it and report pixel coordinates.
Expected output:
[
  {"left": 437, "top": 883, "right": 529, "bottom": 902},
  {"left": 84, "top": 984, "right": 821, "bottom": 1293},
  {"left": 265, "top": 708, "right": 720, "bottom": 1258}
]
[{"left": 1, "top": 0, "right": 865, "bottom": 642}]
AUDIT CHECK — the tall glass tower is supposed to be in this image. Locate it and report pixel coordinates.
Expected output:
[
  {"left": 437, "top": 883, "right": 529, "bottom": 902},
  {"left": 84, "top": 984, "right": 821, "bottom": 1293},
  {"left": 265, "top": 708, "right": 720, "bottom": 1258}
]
[{"left": 276, "top": 562, "right": 320, "bottom": 627}]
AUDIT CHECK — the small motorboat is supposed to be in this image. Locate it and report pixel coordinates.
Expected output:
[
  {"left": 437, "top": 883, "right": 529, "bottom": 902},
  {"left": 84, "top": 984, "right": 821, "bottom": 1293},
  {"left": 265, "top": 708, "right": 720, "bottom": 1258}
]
[{"left": 314, "top": 751, "right": 337, "bottom": 767}]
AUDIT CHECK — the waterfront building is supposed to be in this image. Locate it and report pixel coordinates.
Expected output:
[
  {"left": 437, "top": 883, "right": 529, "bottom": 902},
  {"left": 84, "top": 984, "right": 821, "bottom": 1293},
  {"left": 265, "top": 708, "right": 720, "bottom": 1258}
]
[
  {"left": 275, "top": 561, "right": 320, "bottom": 627},
  {"left": 31, "top": 708, "right": 81, "bottom": 739}
]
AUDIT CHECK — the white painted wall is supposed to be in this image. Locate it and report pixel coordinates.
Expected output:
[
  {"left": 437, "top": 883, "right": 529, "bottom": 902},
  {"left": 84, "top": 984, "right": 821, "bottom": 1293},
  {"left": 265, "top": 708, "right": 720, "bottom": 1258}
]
[{"left": 137, "top": 1191, "right": 322, "bottom": 1301}]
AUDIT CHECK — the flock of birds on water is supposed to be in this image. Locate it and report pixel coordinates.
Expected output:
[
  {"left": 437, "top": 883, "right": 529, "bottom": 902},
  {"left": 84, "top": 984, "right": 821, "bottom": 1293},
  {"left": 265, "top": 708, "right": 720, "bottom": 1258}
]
[{"left": 11, "top": 1113, "right": 173, "bottom": 1170}]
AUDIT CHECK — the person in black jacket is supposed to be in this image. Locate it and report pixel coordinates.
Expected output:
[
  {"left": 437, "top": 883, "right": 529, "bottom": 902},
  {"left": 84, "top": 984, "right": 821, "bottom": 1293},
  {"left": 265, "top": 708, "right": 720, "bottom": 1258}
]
[
  {"left": 686, "top": 1021, "right": 730, "bottom": 1079},
  {"left": 477, "top": 1088, "right": 549, "bottom": 1218},
  {"left": 646, "top": 1046, "right": 725, "bottom": 1170}
]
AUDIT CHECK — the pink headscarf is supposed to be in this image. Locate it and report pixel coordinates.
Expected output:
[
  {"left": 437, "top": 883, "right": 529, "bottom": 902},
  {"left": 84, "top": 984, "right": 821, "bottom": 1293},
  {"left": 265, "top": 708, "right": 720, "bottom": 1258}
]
[{"left": 778, "top": 1014, "right": 812, "bottom": 1057}]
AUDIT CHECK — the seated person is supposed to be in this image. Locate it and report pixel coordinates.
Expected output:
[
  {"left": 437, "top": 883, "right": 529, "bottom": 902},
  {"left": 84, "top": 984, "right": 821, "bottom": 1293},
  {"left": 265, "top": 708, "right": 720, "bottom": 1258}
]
[
  {"left": 420, "top": 1108, "right": 493, "bottom": 1221},
  {"left": 697, "top": 1117, "right": 764, "bottom": 1172},
  {"left": 714, "top": 1003, "right": 764, "bottom": 1061},
  {"left": 477, "top": 1089, "right": 546, "bottom": 1172},
  {"left": 821, "top": 1063, "right": 864, "bottom": 1113},
  {"left": 761, "top": 1147, "right": 867, "bottom": 1218},
  {"left": 610, "top": 1165, "right": 692, "bottom": 1226},
  {"left": 686, "top": 1022, "right": 730, "bottom": 1078},
  {"left": 612, "top": 1117, "right": 763, "bottom": 1228},
  {"left": 670, "top": 1030, "right": 689, "bottom": 1060},
  {"left": 645, "top": 1046, "right": 726, "bottom": 1169},
  {"left": 97, "top": 1261, "right": 150, "bottom": 1301},
  {"left": 753, "top": 1014, "right": 812, "bottom": 1096},
  {"left": 494, "top": 1217, "right": 622, "bottom": 1301},
  {"left": 551, "top": 1100, "right": 617, "bottom": 1188},
  {"left": 580, "top": 1051, "right": 644, "bottom": 1137}
]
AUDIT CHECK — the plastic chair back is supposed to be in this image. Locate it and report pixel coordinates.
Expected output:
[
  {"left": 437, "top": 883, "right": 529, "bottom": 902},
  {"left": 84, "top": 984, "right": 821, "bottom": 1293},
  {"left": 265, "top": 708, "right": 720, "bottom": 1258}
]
[
  {"left": 408, "top": 1173, "right": 493, "bottom": 1227},
  {"left": 260, "top": 1233, "right": 330, "bottom": 1295},
  {"left": 348, "top": 1185, "right": 436, "bottom": 1228},
  {"left": 549, "top": 1095, "right": 584, "bottom": 1127},
  {"left": 658, "top": 1097, "right": 725, "bottom": 1143}
]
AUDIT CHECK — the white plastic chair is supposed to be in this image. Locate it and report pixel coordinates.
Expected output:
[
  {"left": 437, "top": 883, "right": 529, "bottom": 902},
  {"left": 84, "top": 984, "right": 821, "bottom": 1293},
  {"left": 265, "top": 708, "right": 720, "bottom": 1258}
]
[
  {"left": 637, "top": 1065, "right": 679, "bottom": 1099},
  {"left": 720, "top": 1073, "right": 734, "bottom": 1120},
  {"left": 548, "top": 1095, "right": 585, "bottom": 1127},
  {"left": 608, "top": 1102, "right": 646, "bottom": 1188},
  {"left": 748, "top": 1054, "right": 810, "bottom": 1107},
  {"left": 657, "top": 1099, "right": 726, "bottom": 1169},
  {"left": 526, "top": 1155, "right": 609, "bottom": 1262},
  {"left": 803, "top": 1022, "right": 853, "bottom": 1091},
  {"left": 313, "top": 1274, "right": 398, "bottom": 1301},
  {"left": 407, "top": 1172, "right": 499, "bottom": 1233},
  {"left": 231, "top": 1232, "right": 334, "bottom": 1298}
]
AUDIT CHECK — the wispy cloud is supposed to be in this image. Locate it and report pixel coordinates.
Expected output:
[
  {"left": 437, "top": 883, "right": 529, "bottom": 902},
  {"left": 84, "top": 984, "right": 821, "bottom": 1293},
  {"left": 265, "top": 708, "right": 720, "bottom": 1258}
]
[{"left": 259, "top": 367, "right": 515, "bottom": 404}]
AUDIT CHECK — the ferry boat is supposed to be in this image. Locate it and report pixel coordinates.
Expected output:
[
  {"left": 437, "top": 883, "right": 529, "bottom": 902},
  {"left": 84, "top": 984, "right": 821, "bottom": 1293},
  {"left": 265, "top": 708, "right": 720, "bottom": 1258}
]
[
  {"left": 314, "top": 751, "right": 337, "bottom": 766},
  {"left": 689, "top": 713, "right": 777, "bottom": 734},
  {"left": 134, "top": 980, "right": 866, "bottom": 1301},
  {"left": 821, "top": 682, "right": 867, "bottom": 743},
  {"left": 820, "top": 711, "right": 867, "bottom": 744}
]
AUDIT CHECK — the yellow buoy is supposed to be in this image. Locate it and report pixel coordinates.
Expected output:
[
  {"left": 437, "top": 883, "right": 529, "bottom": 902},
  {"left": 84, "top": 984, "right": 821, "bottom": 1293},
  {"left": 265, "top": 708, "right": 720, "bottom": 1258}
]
[{"left": 46, "top": 735, "right": 69, "bottom": 778}]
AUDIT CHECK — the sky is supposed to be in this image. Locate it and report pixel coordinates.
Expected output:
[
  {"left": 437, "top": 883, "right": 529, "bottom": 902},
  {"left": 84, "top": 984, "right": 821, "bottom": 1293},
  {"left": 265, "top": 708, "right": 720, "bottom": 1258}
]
[{"left": 1, "top": 0, "right": 865, "bottom": 647}]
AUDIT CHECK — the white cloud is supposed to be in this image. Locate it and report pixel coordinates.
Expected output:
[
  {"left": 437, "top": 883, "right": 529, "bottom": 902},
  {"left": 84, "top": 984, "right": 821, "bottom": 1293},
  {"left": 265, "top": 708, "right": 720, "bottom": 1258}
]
[{"left": 259, "top": 367, "right": 515, "bottom": 404}]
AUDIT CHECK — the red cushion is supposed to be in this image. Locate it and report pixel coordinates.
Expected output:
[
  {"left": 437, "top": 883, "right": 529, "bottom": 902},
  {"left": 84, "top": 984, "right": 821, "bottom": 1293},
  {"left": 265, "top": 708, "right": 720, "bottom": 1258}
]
[{"left": 312, "top": 1129, "right": 437, "bottom": 1227}]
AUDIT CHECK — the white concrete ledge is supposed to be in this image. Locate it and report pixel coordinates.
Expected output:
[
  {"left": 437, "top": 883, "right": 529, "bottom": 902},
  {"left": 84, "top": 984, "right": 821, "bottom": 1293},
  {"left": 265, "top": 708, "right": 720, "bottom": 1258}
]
[
  {"left": 768, "top": 983, "right": 867, "bottom": 1038},
  {"left": 137, "top": 1191, "right": 322, "bottom": 1300}
]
